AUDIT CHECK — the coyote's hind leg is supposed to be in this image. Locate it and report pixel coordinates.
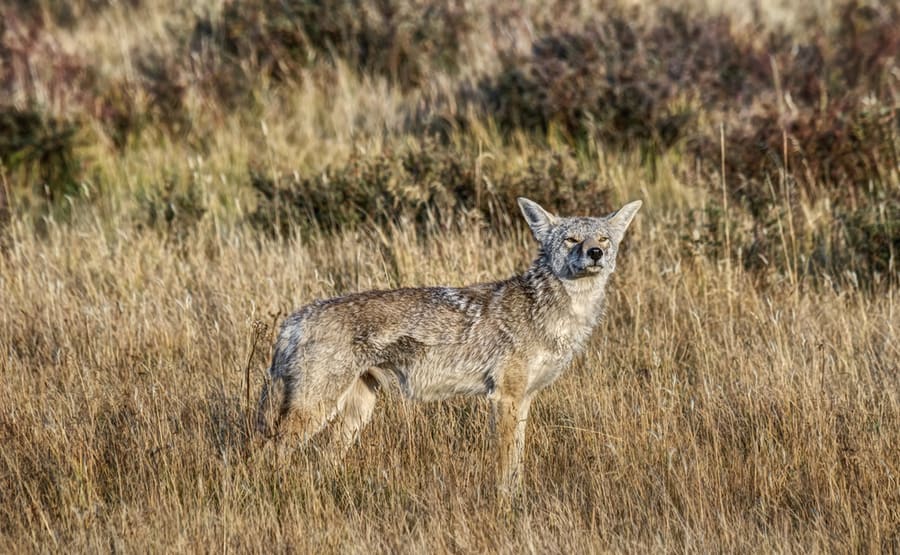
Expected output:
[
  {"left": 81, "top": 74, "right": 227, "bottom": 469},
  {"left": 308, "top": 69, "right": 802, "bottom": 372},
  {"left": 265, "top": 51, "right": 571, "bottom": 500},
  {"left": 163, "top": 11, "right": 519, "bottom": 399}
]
[
  {"left": 327, "top": 372, "right": 380, "bottom": 455},
  {"left": 275, "top": 358, "right": 377, "bottom": 454},
  {"left": 274, "top": 373, "right": 349, "bottom": 448}
]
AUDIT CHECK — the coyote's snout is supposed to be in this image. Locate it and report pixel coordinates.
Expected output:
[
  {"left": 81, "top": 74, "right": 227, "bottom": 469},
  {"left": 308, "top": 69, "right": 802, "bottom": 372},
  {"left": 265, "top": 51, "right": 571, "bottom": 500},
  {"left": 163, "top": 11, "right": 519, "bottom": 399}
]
[{"left": 257, "top": 197, "right": 642, "bottom": 494}]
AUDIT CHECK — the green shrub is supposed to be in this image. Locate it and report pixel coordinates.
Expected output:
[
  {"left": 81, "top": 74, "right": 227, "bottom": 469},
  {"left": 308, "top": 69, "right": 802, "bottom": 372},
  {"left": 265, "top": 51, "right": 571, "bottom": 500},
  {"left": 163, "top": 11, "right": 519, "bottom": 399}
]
[
  {"left": 0, "top": 106, "right": 84, "bottom": 204},
  {"left": 248, "top": 140, "right": 608, "bottom": 236},
  {"left": 136, "top": 175, "right": 207, "bottom": 242}
]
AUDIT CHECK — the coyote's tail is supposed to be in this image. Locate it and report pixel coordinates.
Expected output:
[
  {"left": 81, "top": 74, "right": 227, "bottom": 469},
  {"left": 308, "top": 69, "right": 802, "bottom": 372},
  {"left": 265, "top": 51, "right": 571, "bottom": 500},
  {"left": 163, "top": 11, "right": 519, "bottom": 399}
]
[{"left": 255, "top": 369, "right": 287, "bottom": 439}]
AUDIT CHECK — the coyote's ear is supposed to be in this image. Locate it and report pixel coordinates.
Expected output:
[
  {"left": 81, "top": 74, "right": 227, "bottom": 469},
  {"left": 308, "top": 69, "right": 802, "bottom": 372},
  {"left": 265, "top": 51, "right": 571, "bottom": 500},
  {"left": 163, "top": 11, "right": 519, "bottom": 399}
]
[
  {"left": 517, "top": 197, "right": 558, "bottom": 241},
  {"left": 607, "top": 200, "right": 642, "bottom": 240}
]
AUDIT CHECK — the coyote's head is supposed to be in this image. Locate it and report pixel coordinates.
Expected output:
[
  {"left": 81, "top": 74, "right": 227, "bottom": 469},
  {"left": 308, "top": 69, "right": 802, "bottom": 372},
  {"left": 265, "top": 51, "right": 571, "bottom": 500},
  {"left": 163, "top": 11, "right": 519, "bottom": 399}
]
[{"left": 518, "top": 197, "right": 642, "bottom": 281}]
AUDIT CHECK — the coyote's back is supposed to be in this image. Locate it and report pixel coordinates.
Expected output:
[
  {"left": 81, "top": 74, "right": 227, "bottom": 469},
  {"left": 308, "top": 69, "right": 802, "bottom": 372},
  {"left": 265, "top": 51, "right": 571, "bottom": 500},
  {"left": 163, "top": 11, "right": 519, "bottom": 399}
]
[{"left": 257, "top": 197, "right": 642, "bottom": 494}]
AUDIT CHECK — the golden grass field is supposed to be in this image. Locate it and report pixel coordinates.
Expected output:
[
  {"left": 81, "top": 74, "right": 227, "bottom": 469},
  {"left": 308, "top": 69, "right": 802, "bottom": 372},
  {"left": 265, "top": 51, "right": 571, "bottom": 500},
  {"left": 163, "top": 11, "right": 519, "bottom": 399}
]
[{"left": 1, "top": 0, "right": 898, "bottom": 552}]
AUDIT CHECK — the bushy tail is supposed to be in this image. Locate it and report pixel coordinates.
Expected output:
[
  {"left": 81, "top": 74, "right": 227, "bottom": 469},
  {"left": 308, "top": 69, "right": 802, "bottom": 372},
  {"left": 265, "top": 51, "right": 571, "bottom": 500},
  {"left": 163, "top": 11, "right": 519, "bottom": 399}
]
[{"left": 255, "top": 370, "right": 286, "bottom": 439}]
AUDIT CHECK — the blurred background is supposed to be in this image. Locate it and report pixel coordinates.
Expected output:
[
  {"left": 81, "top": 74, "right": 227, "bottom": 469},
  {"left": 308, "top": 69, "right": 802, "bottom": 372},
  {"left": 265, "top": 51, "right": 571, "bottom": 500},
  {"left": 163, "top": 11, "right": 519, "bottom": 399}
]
[{"left": 1, "top": 0, "right": 897, "bottom": 281}]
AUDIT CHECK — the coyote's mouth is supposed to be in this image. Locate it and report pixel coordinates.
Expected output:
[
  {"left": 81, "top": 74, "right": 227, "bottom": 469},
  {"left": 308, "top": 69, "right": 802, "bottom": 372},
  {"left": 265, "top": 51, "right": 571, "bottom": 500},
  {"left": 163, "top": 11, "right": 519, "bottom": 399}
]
[{"left": 570, "top": 262, "right": 603, "bottom": 278}]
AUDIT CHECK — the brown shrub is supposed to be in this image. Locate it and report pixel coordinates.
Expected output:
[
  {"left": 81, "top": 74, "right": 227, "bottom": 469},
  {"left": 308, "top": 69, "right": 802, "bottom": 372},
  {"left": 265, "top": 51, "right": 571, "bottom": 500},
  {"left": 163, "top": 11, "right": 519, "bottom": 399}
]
[
  {"left": 463, "top": 1, "right": 897, "bottom": 194},
  {"left": 3, "top": 0, "right": 134, "bottom": 28},
  {"left": 466, "top": 7, "right": 769, "bottom": 150},
  {"left": 190, "top": 0, "right": 474, "bottom": 104},
  {"left": 695, "top": 1, "right": 899, "bottom": 203}
]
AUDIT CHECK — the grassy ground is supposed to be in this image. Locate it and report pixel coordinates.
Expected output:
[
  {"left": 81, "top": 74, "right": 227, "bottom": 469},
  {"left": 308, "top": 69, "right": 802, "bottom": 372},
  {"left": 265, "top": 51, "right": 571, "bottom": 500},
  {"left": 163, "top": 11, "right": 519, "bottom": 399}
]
[{"left": 1, "top": 0, "right": 898, "bottom": 552}]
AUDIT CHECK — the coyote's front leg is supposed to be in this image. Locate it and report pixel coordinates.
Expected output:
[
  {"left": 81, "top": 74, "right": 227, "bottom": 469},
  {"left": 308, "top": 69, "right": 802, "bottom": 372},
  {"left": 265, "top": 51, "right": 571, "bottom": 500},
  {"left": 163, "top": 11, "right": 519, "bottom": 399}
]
[
  {"left": 495, "top": 394, "right": 533, "bottom": 497},
  {"left": 493, "top": 362, "right": 532, "bottom": 498}
]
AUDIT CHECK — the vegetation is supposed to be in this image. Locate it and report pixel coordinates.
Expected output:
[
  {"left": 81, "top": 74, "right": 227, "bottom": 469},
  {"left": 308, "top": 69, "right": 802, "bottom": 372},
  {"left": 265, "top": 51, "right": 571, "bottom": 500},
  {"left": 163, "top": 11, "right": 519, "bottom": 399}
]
[{"left": 0, "top": 0, "right": 897, "bottom": 551}]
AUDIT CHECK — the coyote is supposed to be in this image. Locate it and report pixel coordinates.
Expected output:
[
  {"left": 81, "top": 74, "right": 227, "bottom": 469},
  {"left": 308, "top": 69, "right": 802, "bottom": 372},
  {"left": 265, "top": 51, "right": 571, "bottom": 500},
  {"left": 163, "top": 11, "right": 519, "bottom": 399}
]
[{"left": 257, "top": 197, "right": 642, "bottom": 493}]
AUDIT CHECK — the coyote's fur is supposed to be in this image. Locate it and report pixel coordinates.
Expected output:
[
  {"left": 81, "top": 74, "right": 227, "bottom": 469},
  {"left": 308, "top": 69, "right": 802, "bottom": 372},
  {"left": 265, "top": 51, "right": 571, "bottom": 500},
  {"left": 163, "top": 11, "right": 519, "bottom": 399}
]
[{"left": 257, "top": 197, "right": 642, "bottom": 493}]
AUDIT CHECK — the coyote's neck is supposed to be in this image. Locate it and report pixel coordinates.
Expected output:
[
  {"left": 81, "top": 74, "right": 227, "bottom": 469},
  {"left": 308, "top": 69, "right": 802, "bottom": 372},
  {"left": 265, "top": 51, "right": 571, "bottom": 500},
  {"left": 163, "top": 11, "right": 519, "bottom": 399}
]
[{"left": 521, "top": 262, "right": 608, "bottom": 349}]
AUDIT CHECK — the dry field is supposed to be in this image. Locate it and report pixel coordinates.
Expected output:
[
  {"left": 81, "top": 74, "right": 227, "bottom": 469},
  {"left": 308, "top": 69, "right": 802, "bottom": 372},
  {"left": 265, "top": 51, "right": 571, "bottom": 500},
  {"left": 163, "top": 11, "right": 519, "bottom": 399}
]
[
  {"left": 2, "top": 199, "right": 899, "bottom": 552},
  {"left": 1, "top": 0, "right": 898, "bottom": 552}
]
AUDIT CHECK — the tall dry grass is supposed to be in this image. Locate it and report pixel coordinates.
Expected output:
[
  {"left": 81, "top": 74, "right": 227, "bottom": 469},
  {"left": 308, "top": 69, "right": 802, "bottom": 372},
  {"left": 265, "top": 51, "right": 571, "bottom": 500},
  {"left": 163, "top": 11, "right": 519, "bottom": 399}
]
[
  {"left": 1, "top": 0, "right": 898, "bottom": 552},
  {"left": 1, "top": 195, "right": 898, "bottom": 552}
]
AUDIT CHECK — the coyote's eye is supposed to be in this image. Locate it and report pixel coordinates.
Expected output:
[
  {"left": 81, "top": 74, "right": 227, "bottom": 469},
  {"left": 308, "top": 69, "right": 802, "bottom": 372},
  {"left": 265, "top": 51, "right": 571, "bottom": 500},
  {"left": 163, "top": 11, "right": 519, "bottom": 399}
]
[
  {"left": 564, "top": 237, "right": 579, "bottom": 247},
  {"left": 598, "top": 236, "right": 610, "bottom": 244}
]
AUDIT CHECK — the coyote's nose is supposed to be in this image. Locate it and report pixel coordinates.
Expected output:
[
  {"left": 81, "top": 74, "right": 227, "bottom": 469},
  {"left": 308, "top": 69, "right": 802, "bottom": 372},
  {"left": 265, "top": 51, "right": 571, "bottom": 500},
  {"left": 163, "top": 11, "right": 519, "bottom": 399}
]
[{"left": 587, "top": 247, "right": 603, "bottom": 261}]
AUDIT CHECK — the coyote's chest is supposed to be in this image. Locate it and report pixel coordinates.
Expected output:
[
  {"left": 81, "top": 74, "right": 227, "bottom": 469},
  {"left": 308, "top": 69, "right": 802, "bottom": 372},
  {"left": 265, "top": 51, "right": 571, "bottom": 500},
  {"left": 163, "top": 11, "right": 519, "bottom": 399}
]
[
  {"left": 525, "top": 288, "right": 605, "bottom": 394},
  {"left": 524, "top": 327, "right": 589, "bottom": 394}
]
